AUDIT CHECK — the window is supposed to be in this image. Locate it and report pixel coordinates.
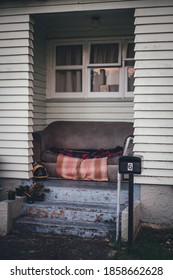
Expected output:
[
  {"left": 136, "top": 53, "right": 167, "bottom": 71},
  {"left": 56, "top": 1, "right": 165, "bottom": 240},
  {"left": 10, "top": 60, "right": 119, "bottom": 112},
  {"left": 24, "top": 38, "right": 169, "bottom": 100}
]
[
  {"left": 55, "top": 45, "right": 83, "bottom": 93},
  {"left": 88, "top": 41, "right": 122, "bottom": 98},
  {"left": 46, "top": 38, "right": 134, "bottom": 99}
]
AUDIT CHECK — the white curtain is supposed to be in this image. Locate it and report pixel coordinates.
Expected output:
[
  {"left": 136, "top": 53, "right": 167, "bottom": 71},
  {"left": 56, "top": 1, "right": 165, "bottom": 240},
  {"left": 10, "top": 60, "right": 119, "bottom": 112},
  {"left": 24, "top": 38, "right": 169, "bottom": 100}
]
[
  {"left": 56, "top": 70, "right": 82, "bottom": 92},
  {"left": 56, "top": 45, "right": 82, "bottom": 92},
  {"left": 90, "top": 43, "right": 119, "bottom": 64}
]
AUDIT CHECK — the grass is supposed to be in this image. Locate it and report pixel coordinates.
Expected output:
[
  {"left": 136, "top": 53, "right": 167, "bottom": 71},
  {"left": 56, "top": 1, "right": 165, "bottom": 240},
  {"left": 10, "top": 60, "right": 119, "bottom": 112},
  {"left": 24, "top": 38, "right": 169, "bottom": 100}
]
[{"left": 112, "top": 226, "right": 173, "bottom": 260}]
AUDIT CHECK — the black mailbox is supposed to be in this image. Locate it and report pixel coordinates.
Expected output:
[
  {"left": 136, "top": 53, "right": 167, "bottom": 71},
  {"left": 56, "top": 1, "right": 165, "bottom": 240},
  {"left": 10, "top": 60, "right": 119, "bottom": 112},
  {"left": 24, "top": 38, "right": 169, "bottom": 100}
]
[{"left": 119, "top": 156, "right": 141, "bottom": 175}]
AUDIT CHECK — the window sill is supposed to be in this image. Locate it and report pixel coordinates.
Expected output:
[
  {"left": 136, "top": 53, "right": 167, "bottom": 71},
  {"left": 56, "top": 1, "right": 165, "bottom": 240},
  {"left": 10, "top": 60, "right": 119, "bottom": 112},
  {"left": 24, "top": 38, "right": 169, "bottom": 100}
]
[{"left": 46, "top": 96, "right": 134, "bottom": 102}]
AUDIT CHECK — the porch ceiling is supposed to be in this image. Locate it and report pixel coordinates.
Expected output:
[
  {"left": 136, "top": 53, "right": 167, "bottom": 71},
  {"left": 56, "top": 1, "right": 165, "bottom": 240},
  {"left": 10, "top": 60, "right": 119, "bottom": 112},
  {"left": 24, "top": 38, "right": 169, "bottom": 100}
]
[{"left": 33, "top": 8, "right": 134, "bottom": 38}]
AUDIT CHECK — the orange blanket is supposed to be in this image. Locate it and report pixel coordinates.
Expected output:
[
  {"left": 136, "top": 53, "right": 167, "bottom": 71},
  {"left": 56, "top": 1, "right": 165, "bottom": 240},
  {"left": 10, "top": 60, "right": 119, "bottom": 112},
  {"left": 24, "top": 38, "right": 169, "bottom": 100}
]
[{"left": 56, "top": 154, "right": 108, "bottom": 181}]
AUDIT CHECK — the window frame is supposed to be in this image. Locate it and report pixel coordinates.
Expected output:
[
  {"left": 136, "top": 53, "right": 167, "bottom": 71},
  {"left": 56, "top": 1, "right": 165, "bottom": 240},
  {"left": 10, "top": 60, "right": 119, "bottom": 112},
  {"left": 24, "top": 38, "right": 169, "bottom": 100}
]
[
  {"left": 87, "top": 39, "right": 122, "bottom": 98},
  {"left": 47, "top": 40, "right": 86, "bottom": 99},
  {"left": 123, "top": 40, "right": 135, "bottom": 98},
  {"left": 46, "top": 37, "right": 134, "bottom": 99}
]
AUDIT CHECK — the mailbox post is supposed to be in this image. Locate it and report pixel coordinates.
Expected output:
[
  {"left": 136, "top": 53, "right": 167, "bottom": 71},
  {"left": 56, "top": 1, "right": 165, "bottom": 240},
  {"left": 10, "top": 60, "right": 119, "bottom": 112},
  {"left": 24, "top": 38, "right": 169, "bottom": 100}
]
[{"left": 119, "top": 156, "right": 141, "bottom": 254}]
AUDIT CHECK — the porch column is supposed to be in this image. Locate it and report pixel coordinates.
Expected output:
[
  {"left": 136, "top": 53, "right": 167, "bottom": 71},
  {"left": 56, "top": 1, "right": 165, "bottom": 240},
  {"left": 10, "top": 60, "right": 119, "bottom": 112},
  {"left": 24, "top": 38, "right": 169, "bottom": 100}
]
[
  {"left": 134, "top": 6, "right": 173, "bottom": 226},
  {"left": 0, "top": 14, "right": 34, "bottom": 179},
  {"left": 134, "top": 6, "right": 173, "bottom": 186}
]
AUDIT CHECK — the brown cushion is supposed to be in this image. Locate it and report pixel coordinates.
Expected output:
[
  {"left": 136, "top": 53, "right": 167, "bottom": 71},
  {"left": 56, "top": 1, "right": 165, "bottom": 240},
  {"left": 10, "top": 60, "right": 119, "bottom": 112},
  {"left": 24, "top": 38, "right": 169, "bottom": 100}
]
[
  {"left": 107, "top": 156, "right": 119, "bottom": 165},
  {"left": 107, "top": 165, "right": 118, "bottom": 181},
  {"left": 42, "top": 150, "right": 57, "bottom": 163}
]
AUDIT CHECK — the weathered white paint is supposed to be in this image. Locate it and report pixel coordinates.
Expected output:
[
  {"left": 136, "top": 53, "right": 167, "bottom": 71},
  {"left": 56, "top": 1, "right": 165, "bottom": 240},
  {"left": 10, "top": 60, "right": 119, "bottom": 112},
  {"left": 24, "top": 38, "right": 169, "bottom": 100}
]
[
  {"left": 135, "top": 33, "right": 173, "bottom": 43},
  {"left": 0, "top": 148, "right": 33, "bottom": 156},
  {"left": 135, "top": 135, "right": 173, "bottom": 144},
  {"left": 134, "top": 95, "right": 173, "bottom": 103},
  {"left": 135, "top": 6, "right": 173, "bottom": 16},
  {"left": 135, "top": 69, "right": 173, "bottom": 77},
  {"left": 135, "top": 51, "right": 173, "bottom": 60},
  {"left": 0, "top": 39, "right": 33, "bottom": 49},
  {"left": 135, "top": 24, "right": 173, "bottom": 34},
  {"left": 0, "top": 14, "right": 34, "bottom": 179},
  {"left": 135, "top": 15, "right": 173, "bottom": 25},
  {"left": 46, "top": 101, "right": 134, "bottom": 123},
  {"left": 0, "top": 31, "right": 33, "bottom": 40},
  {"left": 0, "top": 126, "right": 33, "bottom": 133},
  {"left": 134, "top": 5, "right": 173, "bottom": 186},
  {"left": 139, "top": 152, "right": 173, "bottom": 161},
  {"left": 134, "top": 111, "right": 173, "bottom": 119},
  {"left": 135, "top": 42, "right": 173, "bottom": 51},
  {"left": 0, "top": 156, "right": 33, "bottom": 164},
  {"left": 135, "top": 127, "right": 173, "bottom": 135},
  {"left": 135, "top": 60, "right": 173, "bottom": 68}
]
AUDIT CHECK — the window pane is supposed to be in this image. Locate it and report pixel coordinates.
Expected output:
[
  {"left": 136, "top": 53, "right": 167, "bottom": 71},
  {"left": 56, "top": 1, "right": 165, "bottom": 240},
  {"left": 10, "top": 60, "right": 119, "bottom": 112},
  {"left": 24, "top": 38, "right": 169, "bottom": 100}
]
[
  {"left": 56, "top": 70, "right": 82, "bottom": 92},
  {"left": 126, "top": 43, "right": 135, "bottom": 58},
  {"left": 127, "top": 67, "right": 135, "bottom": 92},
  {"left": 91, "top": 68, "right": 119, "bottom": 92},
  {"left": 56, "top": 45, "right": 82, "bottom": 65},
  {"left": 90, "top": 43, "right": 119, "bottom": 64}
]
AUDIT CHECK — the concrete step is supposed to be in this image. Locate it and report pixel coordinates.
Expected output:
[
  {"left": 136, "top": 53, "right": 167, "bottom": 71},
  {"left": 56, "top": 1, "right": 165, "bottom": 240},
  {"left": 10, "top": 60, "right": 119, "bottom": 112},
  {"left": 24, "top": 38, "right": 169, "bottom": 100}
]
[
  {"left": 22, "top": 201, "right": 122, "bottom": 224},
  {"left": 13, "top": 216, "right": 116, "bottom": 238},
  {"left": 42, "top": 179, "right": 130, "bottom": 205},
  {"left": 16, "top": 179, "right": 140, "bottom": 239}
]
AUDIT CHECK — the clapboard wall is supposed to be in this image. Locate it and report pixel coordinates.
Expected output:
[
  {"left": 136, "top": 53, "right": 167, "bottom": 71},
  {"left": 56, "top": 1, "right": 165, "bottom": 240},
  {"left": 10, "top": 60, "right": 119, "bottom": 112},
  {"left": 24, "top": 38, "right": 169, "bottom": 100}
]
[
  {"left": 46, "top": 101, "right": 134, "bottom": 124},
  {"left": 134, "top": 6, "right": 173, "bottom": 185},
  {"left": 0, "top": 15, "right": 34, "bottom": 179}
]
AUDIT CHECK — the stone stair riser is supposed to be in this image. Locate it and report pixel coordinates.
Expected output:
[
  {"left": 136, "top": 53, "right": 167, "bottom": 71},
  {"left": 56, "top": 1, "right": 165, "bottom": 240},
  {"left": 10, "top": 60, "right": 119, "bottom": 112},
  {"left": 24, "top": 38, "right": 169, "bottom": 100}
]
[
  {"left": 43, "top": 187, "right": 131, "bottom": 206},
  {"left": 22, "top": 204, "right": 117, "bottom": 223},
  {"left": 44, "top": 188, "right": 117, "bottom": 204}
]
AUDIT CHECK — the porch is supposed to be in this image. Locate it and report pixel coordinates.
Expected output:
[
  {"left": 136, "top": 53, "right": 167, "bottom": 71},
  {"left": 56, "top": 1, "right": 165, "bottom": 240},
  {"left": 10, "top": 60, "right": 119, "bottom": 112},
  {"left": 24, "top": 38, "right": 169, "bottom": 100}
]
[{"left": 0, "top": 0, "right": 173, "bottom": 240}]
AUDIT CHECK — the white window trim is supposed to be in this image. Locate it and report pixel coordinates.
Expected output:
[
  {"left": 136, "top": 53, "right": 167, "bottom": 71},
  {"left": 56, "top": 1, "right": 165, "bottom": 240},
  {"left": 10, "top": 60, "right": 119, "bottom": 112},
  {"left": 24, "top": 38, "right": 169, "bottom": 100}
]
[
  {"left": 124, "top": 67, "right": 134, "bottom": 98},
  {"left": 123, "top": 40, "right": 135, "bottom": 98},
  {"left": 46, "top": 37, "right": 134, "bottom": 100},
  {"left": 47, "top": 40, "right": 85, "bottom": 99}
]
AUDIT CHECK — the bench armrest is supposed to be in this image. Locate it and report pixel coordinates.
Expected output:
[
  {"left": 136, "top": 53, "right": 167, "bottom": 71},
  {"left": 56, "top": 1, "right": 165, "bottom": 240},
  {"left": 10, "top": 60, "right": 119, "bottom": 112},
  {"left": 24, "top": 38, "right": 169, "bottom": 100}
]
[{"left": 123, "top": 135, "right": 134, "bottom": 156}]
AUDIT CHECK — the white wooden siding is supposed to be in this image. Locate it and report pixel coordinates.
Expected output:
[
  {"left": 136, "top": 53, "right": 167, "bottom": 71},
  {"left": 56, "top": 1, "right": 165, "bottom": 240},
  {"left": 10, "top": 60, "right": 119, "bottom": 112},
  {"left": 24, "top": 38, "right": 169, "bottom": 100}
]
[
  {"left": 33, "top": 24, "right": 47, "bottom": 131},
  {"left": 134, "top": 5, "right": 173, "bottom": 186},
  {"left": 46, "top": 101, "right": 134, "bottom": 124},
  {"left": 0, "top": 14, "right": 34, "bottom": 179}
]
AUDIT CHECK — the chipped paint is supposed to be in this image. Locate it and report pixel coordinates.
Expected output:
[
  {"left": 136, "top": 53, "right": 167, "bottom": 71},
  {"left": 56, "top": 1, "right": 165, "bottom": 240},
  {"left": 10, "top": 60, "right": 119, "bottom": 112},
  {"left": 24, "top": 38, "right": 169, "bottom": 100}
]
[{"left": 16, "top": 180, "right": 140, "bottom": 238}]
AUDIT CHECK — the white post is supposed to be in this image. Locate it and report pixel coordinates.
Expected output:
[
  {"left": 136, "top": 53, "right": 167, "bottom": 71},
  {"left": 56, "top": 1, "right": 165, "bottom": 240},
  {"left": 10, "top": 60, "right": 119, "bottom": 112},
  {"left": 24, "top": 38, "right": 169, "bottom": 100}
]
[
  {"left": 116, "top": 135, "right": 134, "bottom": 241},
  {"left": 116, "top": 171, "right": 122, "bottom": 241}
]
